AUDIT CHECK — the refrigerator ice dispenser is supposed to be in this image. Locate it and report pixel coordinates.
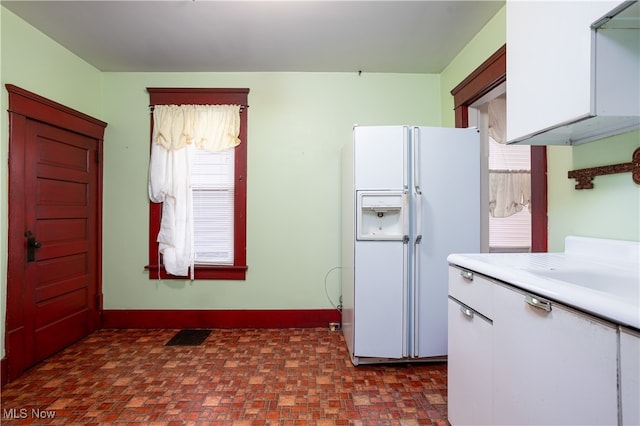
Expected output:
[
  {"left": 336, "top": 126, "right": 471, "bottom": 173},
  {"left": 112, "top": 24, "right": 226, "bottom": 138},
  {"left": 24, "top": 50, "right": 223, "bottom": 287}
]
[{"left": 357, "top": 191, "right": 406, "bottom": 240}]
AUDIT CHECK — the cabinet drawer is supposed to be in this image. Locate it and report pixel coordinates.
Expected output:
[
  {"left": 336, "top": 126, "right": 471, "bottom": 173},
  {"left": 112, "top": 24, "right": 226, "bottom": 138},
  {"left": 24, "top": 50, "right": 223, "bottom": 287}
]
[{"left": 448, "top": 266, "right": 492, "bottom": 318}]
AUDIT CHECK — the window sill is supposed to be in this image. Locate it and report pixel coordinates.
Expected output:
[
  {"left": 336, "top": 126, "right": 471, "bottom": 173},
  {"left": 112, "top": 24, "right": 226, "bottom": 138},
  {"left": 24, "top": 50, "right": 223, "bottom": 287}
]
[{"left": 145, "top": 264, "right": 247, "bottom": 280}]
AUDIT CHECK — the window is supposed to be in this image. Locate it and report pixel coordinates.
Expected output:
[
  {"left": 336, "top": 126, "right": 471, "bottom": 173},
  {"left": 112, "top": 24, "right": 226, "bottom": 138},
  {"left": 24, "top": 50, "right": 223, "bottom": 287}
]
[
  {"left": 487, "top": 125, "right": 532, "bottom": 252},
  {"left": 192, "top": 147, "right": 235, "bottom": 265},
  {"left": 146, "top": 88, "right": 249, "bottom": 280},
  {"left": 484, "top": 94, "right": 532, "bottom": 252}
]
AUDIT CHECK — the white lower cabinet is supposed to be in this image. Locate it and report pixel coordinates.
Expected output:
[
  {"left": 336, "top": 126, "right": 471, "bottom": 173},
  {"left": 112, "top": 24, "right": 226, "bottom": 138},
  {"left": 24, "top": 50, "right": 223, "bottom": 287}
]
[
  {"left": 620, "top": 327, "right": 640, "bottom": 426},
  {"left": 492, "top": 283, "right": 618, "bottom": 425},
  {"left": 447, "top": 296, "right": 492, "bottom": 426},
  {"left": 448, "top": 265, "right": 626, "bottom": 425}
]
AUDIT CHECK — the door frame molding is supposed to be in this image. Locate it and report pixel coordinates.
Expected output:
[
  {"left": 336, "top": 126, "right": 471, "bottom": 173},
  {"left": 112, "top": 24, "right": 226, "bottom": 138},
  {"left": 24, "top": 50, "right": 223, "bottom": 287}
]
[
  {"left": 450, "top": 45, "right": 548, "bottom": 252},
  {"left": 4, "top": 84, "right": 107, "bottom": 383}
]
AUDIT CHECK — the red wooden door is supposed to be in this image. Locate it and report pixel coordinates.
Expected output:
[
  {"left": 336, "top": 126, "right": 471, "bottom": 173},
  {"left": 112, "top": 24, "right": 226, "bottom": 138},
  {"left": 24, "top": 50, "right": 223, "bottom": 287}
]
[
  {"left": 24, "top": 122, "right": 100, "bottom": 364},
  {"left": 5, "top": 85, "right": 106, "bottom": 383}
]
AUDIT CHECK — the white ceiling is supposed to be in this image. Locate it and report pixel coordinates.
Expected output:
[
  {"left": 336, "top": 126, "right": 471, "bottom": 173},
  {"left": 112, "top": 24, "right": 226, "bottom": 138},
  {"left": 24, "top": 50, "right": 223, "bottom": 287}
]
[{"left": 1, "top": 0, "right": 505, "bottom": 73}]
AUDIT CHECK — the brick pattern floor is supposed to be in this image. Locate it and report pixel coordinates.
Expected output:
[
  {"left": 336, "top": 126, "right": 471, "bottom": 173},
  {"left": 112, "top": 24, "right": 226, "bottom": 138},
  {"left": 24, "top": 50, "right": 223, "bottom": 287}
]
[{"left": 1, "top": 328, "right": 448, "bottom": 425}]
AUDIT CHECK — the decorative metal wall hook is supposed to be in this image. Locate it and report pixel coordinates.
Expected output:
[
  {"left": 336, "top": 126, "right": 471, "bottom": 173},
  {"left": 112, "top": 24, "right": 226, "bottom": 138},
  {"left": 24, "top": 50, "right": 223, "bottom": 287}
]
[{"left": 568, "top": 147, "right": 640, "bottom": 190}]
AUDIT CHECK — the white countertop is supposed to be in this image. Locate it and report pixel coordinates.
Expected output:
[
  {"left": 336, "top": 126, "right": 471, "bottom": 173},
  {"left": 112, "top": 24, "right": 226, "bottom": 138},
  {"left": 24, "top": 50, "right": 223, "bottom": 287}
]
[{"left": 447, "top": 236, "right": 640, "bottom": 330}]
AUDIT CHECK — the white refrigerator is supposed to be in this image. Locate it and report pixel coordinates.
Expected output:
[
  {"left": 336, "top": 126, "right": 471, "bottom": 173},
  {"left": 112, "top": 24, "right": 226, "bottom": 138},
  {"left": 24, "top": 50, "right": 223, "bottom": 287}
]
[{"left": 341, "top": 125, "right": 480, "bottom": 365}]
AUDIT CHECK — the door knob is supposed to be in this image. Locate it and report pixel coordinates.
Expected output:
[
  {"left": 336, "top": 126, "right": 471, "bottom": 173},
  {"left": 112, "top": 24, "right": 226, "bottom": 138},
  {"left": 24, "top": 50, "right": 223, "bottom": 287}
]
[{"left": 24, "top": 230, "right": 41, "bottom": 262}]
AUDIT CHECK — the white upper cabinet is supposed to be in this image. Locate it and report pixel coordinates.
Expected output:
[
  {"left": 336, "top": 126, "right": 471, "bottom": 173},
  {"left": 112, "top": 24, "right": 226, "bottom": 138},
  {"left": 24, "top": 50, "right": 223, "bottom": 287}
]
[{"left": 507, "top": 1, "right": 640, "bottom": 145}]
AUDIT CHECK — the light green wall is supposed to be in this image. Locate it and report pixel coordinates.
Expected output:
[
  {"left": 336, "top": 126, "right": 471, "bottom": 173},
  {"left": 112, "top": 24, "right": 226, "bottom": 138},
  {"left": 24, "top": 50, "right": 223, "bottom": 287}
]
[
  {"left": 101, "top": 72, "right": 441, "bottom": 309},
  {"left": 548, "top": 132, "right": 640, "bottom": 250},
  {"left": 0, "top": 9, "right": 103, "bottom": 117},
  {"left": 440, "top": 6, "right": 506, "bottom": 128},
  {"left": 0, "top": 7, "right": 104, "bottom": 358}
]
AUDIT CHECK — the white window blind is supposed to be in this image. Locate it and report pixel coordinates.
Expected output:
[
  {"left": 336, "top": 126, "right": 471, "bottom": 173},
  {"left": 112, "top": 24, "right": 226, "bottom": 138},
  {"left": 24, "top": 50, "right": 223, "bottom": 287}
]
[
  {"left": 488, "top": 136, "right": 531, "bottom": 251},
  {"left": 191, "top": 146, "right": 235, "bottom": 265},
  {"left": 488, "top": 136, "right": 530, "bottom": 170}
]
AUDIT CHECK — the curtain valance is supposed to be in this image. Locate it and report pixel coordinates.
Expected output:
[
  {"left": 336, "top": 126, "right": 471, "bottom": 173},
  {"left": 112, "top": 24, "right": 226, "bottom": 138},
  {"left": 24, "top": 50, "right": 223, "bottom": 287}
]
[{"left": 152, "top": 104, "right": 241, "bottom": 152}]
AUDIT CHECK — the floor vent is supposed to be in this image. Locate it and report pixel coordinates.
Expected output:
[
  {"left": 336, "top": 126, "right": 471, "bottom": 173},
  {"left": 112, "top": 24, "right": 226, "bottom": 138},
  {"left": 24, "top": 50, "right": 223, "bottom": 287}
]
[{"left": 166, "top": 329, "right": 212, "bottom": 346}]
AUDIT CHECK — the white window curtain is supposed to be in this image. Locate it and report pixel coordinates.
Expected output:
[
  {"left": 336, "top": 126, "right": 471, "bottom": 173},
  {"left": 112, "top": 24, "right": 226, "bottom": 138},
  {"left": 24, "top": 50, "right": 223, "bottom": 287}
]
[
  {"left": 148, "top": 104, "right": 241, "bottom": 278},
  {"left": 487, "top": 94, "right": 531, "bottom": 219},
  {"left": 488, "top": 95, "right": 506, "bottom": 144},
  {"left": 488, "top": 170, "right": 531, "bottom": 218}
]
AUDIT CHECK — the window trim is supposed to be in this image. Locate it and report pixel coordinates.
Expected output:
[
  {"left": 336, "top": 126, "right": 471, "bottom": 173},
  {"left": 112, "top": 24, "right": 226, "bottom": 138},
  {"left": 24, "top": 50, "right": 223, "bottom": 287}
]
[{"left": 146, "top": 88, "right": 249, "bottom": 280}]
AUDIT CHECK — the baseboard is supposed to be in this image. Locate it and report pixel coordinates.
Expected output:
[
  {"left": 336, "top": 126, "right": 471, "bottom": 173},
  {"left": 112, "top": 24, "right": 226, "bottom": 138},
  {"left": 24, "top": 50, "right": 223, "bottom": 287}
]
[{"left": 102, "top": 309, "right": 341, "bottom": 329}]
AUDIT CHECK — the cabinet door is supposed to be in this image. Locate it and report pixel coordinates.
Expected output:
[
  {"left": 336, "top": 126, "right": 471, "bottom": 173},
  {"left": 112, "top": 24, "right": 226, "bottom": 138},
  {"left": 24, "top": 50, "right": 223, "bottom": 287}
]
[
  {"left": 492, "top": 284, "right": 618, "bottom": 425},
  {"left": 506, "top": 0, "right": 622, "bottom": 142},
  {"left": 620, "top": 327, "right": 640, "bottom": 426},
  {"left": 447, "top": 297, "right": 492, "bottom": 426}
]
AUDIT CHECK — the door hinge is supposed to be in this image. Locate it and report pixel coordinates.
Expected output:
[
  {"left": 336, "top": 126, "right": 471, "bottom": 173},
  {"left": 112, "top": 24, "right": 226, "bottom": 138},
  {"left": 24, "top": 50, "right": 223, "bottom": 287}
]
[
  {"left": 95, "top": 147, "right": 100, "bottom": 163},
  {"left": 96, "top": 293, "right": 103, "bottom": 309}
]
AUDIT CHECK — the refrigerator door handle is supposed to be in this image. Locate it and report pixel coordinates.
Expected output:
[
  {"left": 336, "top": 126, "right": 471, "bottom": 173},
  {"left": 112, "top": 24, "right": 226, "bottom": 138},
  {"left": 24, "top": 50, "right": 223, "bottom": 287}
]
[
  {"left": 412, "top": 126, "right": 422, "bottom": 195},
  {"left": 403, "top": 126, "right": 410, "bottom": 191},
  {"left": 402, "top": 241, "right": 409, "bottom": 357},
  {"left": 403, "top": 192, "right": 410, "bottom": 243},
  {"left": 415, "top": 193, "right": 423, "bottom": 244},
  {"left": 412, "top": 231, "right": 421, "bottom": 357},
  {"left": 412, "top": 126, "right": 423, "bottom": 244},
  {"left": 410, "top": 126, "right": 423, "bottom": 357}
]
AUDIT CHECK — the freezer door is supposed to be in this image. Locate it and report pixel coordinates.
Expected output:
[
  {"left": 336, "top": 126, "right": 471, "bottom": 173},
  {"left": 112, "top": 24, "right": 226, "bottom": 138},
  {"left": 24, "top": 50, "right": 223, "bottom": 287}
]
[
  {"left": 354, "top": 239, "right": 407, "bottom": 359},
  {"left": 353, "top": 125, "right": 408, "bottom": 191},
  {"left": 410, "top": 126, "right": 480, "bottom": 358}
]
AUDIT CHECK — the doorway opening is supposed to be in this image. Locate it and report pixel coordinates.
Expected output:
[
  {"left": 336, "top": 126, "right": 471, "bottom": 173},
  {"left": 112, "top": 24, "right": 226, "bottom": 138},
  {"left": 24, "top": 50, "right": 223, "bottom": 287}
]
[
  {"left": 469, "top": 89, "right": 532, "bottom": 253},
  {"left": 451, "top": 45, "right": 547, "bottom": 254}
]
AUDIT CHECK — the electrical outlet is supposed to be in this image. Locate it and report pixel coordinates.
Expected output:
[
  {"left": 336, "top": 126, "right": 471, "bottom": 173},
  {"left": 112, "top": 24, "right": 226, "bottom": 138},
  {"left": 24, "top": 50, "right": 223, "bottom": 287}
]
[{"left": 328, "top": 322, "right": 341, "bottom": 331}]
